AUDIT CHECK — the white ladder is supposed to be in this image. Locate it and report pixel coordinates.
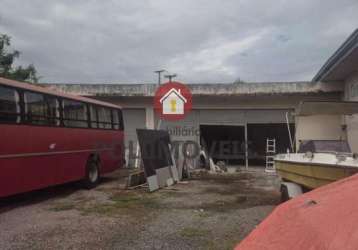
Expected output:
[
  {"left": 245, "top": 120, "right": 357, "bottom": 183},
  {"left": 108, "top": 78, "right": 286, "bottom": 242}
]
[{"left": 265, "top": 138, "right": 276, "bottom": 173}]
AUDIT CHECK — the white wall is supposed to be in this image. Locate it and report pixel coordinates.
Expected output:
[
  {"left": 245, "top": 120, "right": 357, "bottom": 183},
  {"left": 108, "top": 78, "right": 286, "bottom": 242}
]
[
  {"left": 122, "top": 108, "right": 146, "bottom": 167},
  {"left": 295, "top": 115, "right": 344, "bottom": 149},
  {"left": 344, "top": 72, "right": 358, "bottom": 152}
]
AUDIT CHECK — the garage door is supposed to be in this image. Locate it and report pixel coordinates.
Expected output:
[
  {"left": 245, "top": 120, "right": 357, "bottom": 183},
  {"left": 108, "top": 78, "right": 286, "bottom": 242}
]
[
  {"left": 123, "top": 108, "right": 146, "bottom": 167},
  {"left": 199, "top": 109, "right": 294, "bottom": 167}
]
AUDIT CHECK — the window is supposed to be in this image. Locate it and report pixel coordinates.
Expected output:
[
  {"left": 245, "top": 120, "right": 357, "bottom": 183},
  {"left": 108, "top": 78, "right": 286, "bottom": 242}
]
[
  {"left": 89, "top": 106, "right": 122, "bottom": 130},
  {"left": 98, "top": 106, "right": 112, "bottom": 129},
  {"left": 24, "top": 92, "right": 59, "bottom": 126},
  {"left": 63, "top": 99, "right": 88, "bottom": 128},
  {"left": 0, "top": 85, "right": 20, "bottom": 123},
  {"left": 112, "top": 109, "right": 124, "bottom": 130},
  {"left": 90, "top": 105, "right": 98, "bottom": 128},
  {"left": 47, "top": 96, "right": 60, "bottom": 126},
  {"left": 24, "top": 92, "right": 48, "bottom": 125}
]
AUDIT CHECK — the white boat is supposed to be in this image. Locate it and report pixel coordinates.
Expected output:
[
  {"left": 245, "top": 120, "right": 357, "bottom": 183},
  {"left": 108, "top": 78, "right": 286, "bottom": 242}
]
[
  {"left": 275, "top": 101, "right": 358, "bottom": 199},
  {"left": 276, "top": 151, "right": 358, "bottom": 190}
]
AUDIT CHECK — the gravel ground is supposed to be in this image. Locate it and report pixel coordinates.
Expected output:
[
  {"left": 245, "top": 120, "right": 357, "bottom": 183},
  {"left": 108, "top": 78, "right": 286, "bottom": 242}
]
[{"left": 0, "top": 169, "right": 280, "bottom": 250}]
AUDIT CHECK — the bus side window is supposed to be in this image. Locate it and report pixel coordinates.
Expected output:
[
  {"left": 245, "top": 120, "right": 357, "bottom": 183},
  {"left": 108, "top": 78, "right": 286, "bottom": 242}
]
[
  {"left": 98, "top": 107, "right": 112, "bottom": 129},
  {"left": 47, "top": 96, "right": 60, "bottom": 126},
  {"left": 90, "top": 105, "right": 98, "bottom": 128},
  {"left": 112, "top": 109, "right": 124, "bottom": 130},
  {"left": 24, "top": 91, "right": 48, "bottom": 125},
  {"left": 112, "top": 109, "right": 119, "bottom": 130},
  {"left": 118, "top": 110, "right": 124, "bottom": 130},
  {"left": 0, "top": 85, "right": 20, "bottom": 123},
  {"left": 63, "top": 99, "right": 88, "bottom": 128}
]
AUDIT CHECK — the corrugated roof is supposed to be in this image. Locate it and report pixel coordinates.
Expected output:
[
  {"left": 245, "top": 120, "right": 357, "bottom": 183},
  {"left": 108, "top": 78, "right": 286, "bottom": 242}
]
[{"left": 313, "top": 29, "right": 358, "bottom": 82}]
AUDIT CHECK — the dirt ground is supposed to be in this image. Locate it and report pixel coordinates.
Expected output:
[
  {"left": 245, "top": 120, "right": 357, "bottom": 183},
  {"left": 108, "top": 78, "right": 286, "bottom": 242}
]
[{"left": 0, "top": 169, "right": 280, "bottom": 250}]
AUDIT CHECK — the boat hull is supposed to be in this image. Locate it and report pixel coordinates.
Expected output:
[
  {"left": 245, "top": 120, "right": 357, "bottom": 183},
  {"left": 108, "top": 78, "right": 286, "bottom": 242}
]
[{"left": 275, "top": 160, "right": 358, "bottom": 189}]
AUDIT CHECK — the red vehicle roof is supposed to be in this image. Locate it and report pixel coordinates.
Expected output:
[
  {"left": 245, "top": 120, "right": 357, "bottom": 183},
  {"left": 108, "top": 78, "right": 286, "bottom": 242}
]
[
  {"left": 0, "top": 77, "right": 121, "bottom": 109},
  {"left": 236, "top": 173, "right": 358, "bottom": 250}
]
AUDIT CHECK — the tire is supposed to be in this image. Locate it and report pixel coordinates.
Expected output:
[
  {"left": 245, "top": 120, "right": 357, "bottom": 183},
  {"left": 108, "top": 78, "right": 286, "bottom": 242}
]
[
  {"left": 83, "top": 158, "right": 100, "bottom": 189},
  {"left": 280, "top": 184, "right": 289, "bottom": 202}
]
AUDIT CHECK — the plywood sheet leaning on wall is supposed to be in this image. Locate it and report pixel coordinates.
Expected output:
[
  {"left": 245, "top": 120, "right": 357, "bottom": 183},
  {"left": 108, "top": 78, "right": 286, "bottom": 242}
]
[{"left": 136, "top": 129, "right": 179, "bottom": 192}]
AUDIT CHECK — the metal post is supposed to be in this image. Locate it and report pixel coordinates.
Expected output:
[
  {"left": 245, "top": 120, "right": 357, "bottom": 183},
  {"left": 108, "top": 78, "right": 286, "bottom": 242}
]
[
  {"left": 154, "top": 70, "right": 166, "bottom": 130},
  {"left": 164, "top": 74, "right": 177, "bottom": 82},
  {"left": 245, "top": 123, "right": 248, "bottom": 170},
  {"left": 154, "top": 70, "right": 165, "bottom": 85}
]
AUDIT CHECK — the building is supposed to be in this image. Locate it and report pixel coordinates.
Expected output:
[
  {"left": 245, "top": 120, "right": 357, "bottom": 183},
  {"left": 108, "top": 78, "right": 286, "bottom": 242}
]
[
  {"left": 312, "top": 29, "right": 358, "bottom": 152},
  {"left": 46, "top": 29, "right": 358, "bottom": 169}
]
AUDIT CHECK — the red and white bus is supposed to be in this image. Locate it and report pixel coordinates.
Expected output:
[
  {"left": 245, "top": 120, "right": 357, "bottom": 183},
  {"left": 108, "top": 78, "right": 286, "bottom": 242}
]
[{"left": 0, "top": 77, "right": 124, "bottom": 198}]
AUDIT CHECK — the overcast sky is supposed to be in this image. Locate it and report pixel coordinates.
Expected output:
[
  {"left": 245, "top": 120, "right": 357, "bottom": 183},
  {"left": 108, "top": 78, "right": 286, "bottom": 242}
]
[{"left": 1, "top": 0, "right": 358, "bottom": 84}]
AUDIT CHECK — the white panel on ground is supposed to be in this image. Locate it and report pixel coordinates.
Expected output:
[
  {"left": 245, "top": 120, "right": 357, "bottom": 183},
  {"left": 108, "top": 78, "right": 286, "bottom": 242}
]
[
  {"left": 147, "top": 175, "right": 159, "bottom": 192},
  {"left": 170, "top": 165, "right": 179, "bottom": 182},
  {"left": 155, "top": 167, "right": 173, "bottom": 187}
]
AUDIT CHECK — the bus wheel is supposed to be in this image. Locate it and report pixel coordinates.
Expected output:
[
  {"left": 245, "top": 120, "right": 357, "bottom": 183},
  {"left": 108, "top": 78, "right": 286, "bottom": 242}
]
[{"left": 83, "top": 158, "right": 100, "bottom": 189}]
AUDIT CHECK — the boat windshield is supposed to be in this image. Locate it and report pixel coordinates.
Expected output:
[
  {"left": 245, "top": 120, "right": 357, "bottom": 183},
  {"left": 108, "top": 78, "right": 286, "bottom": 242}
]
[{"left": 298, "top": 140, "right": 351, "bottom": 154}]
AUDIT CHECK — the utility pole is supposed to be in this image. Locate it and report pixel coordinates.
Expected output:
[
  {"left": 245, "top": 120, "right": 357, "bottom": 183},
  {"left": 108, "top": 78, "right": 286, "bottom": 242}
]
[
  {"left": 154, "top": 70, "right": 167, "bottom": 130},
  {"left": 154, "top": 69, "right": 165, "bottom": 85},
  {"left": 164, "top": 73, "right": 177, "bottom": 82}
]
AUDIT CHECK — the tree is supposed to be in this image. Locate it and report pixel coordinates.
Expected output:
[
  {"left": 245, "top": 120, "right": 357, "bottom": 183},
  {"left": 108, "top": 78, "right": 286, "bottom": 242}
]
[{"left": 0, "top": 34, "right": 39, "bottom": 83}]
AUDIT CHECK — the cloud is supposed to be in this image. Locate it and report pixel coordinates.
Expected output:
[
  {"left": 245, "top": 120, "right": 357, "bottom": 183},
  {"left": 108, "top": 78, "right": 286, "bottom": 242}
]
[
  {"left": 0, "top": 0, "right": 358, "bottom": 83},
  {"left": 167, "top": 30, "right": 269, "bottom": 81}
]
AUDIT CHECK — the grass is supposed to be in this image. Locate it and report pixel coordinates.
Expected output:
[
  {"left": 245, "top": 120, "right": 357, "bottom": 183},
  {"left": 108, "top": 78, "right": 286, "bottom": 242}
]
[
  {"left": 204, "top": 238, "right": 239, "bottom": 250},
  {"left": 179, "top": 227, "right": 240, "bottom": 250},
  {"left": 48, "top": 202, "right": 76, "bottom": 212},
  {"left": 47, "top": 190, "right": 164, "bottom": 218},
  {"left": 78, "top": 192, "right": 162, "bottom": 217},
  {"left": 109, "top": 193, "right": 162, "bottom": 209}
]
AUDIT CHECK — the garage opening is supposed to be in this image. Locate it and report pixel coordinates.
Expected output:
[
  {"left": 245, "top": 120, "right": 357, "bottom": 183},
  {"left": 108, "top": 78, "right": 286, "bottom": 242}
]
[
  {"left": 247, "top": 123, "right": 295, "bottom": 166},
  {"left": 200, "top": 125, "right": 246, "bottom": 166}
]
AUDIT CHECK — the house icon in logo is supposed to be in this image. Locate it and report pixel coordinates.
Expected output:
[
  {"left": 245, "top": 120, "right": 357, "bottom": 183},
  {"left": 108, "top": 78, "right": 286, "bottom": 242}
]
[{"left": 159, "top": 88, "right": 187, "bottom": 115}]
